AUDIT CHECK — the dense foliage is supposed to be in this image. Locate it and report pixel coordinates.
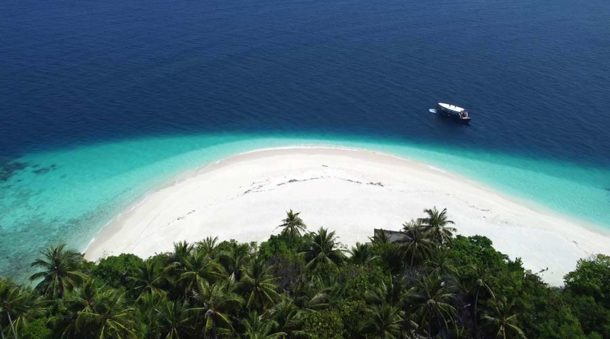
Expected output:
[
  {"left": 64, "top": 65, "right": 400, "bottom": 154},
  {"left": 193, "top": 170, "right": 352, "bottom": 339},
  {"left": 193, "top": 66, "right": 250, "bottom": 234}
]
[{"left": 1, "top": 207, "right": 609, "bottom": 338}]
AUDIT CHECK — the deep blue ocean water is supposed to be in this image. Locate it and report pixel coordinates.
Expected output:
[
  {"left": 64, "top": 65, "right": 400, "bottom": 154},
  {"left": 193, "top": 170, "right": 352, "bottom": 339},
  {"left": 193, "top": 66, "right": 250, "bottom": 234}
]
[{"left": 1, "top": 0, "right": 610, "bottom": 279}]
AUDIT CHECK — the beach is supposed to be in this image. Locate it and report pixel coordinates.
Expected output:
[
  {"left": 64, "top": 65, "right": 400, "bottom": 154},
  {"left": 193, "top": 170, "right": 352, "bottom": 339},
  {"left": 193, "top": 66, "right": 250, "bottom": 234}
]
[{"left": 85, "top": 147, "right": 610, "bottom": 285}]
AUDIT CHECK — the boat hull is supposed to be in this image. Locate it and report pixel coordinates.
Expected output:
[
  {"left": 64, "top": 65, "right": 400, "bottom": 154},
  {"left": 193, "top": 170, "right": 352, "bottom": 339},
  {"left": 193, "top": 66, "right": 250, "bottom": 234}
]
[
  {"left": 438, "top": 111, "right": 471, "bottom": 123},
  {"left": 435, "top": 105, "right": 471, "bottom": 123}
]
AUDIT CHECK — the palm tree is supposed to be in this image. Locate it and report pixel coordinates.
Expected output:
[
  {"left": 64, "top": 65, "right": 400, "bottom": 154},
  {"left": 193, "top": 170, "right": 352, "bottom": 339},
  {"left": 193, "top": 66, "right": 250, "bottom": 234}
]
[
  {"left": 301, "top": 288, "right": 331, "bottom": 311},
  {"left": 241, "top": 311, "right": 287, "bottom": 339},
  {"left": 29, "top": 244, "right": 86, "bottom": 298},
  {"left": 129, "top": 261, "right": 165, "bottom": 299},
  {"left": 179, "top": 250, "right": 226, "bottom": 295},
  {"left": 302, "top": 227, "right": 344, "bottom": 271},
  {"left": 0, "top": 279, "right": 40, "bottom": 338},
  {"left": 155, "top": 300, "right": 194, "bottom": 339},
  {"left": 465, "top": 265, "right": 496, "bottom": 338},
  {"left": 51, "top": 279, "right": 100, "bottom": 338},
  {"left": 74, "top": 288, "right": 136, "bottom": 338},
  {"left": 426, "top": 248, "right": 457, "bottom": 278},
  {"left": 161, "top": 242, "right": 198, "bottom": 300},
  {"left": 236, "top": 259, "right": 280, "bottom": 311},
  {"left": 417, "top": 207, "right": 456, "bottom": 245},
  {"left": 169, "top": 241, "right": 194, "bottom": 269},
  {"left": 407, "top": 275, "right": 456, "bottom": 337},
  {"left": 349, "top": 243, "right": 377, "bottom": 265},
  {"left": 219, "top": 242, "right": 251, "bottom": 282},
  {"left": 137, "top": 291, "right": 167, "bottom": 337},
  {"left": 294, "top": 273, "right": 349, "bottom": 312},
  {"left": 265, "top": 296, "right": 307, "bottom": 338},
  {"left": 363, "top": 304, "right": 404, "bottom": 339},
  {"left": 397, "top": 221, "right": 435, "bottom": 268},
  {"left": 482, "top": 297, "right": 525, "bottom": 339},
  {"left": 191, "top": 281, "right": 244, "bottom": 339},
  {"left": 196, "top": 236, "right": 219, "bottom": 258},
  {"left": 365, "top": 276, "right": 406, "bottom": 307},
  {"left": 278, "top": 210, "right": 307, "bottom": 241}
]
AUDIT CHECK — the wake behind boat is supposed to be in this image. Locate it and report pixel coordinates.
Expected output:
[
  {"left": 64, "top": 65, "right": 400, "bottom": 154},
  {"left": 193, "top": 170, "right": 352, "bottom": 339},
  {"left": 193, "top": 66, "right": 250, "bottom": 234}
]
[{"left": 429, "top": 102, "right": 471, "bottom": 123}]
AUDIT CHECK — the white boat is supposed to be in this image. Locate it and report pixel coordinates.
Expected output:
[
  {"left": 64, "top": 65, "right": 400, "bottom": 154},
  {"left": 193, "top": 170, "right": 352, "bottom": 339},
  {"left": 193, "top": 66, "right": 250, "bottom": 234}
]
[{"left": 431, "top": 102, "right": 471, "bottom": 123}]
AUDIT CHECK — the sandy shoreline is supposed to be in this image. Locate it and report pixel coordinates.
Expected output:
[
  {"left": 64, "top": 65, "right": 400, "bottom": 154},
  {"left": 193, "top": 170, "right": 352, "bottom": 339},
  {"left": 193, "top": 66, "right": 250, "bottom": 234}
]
[{"left": 85, "top": 147, "right": 610, "bottom": 285}]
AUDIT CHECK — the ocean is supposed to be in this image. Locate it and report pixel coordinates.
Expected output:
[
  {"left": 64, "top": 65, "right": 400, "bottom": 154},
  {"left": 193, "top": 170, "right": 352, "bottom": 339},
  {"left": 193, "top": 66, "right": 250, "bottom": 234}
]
[{"left": 1, "top": 0, "right": 609, "bottom": 279}]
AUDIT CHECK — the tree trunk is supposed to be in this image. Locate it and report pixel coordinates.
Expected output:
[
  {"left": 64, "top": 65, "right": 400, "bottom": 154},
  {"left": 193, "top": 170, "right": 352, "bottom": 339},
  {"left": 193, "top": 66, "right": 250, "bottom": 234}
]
[{"left": 6, "top": 312, "right": 17, "bottom": 339}]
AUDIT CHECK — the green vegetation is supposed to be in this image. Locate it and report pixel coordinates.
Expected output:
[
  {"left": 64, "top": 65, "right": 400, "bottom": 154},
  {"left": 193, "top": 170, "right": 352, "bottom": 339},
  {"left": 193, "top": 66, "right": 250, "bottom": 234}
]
[{"left": 1, "top": 207, "right": 609, "bottom": 338}]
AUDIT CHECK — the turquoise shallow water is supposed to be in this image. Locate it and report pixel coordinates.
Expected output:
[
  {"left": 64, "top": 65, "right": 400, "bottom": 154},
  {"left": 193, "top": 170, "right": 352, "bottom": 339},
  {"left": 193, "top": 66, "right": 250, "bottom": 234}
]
[{"left": 1, "top": 133, "right": 609, "bottom": 280}]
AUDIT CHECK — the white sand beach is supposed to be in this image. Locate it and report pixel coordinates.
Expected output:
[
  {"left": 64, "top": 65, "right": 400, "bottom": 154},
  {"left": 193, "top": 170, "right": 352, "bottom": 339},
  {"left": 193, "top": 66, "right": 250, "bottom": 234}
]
[{"left": 85, "top": 147, "right": 610, "bottom": 285}]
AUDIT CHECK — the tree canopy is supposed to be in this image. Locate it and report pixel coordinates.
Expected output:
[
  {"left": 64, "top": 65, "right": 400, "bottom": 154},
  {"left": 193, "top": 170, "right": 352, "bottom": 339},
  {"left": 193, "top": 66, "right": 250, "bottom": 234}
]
[{"left": 2, "top": 208, "right": 608, "bottom": 338}]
